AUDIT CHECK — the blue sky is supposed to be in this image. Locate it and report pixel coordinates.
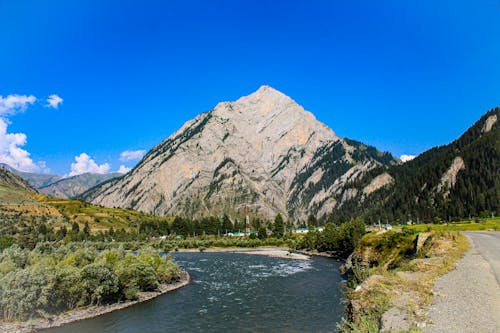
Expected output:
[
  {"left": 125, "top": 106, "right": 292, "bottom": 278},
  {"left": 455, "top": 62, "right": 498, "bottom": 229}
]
[{"left": 1, "top": 0, "right": 499, "bottom": 175}]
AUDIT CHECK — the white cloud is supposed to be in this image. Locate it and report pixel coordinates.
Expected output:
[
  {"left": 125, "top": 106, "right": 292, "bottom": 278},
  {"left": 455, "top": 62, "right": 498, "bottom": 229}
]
[
  {"left": 0, "top": 118, "right": 42, "bottom": 172},
  {"left": 400, "top": 154, "right": 416, "bottom": 163},
  {"left": 0, "top": 93, "right": 59, "bottom": 173},
  {"left": 119, "top": 149, "right": 145, "bottom": 162},
  {"left": 68, "top": 153, "right": 110, "bottom": 176},
  {"left": 46, "top": 94, "right": 63, "bottom": 109},
  {"left": 0, "top": 94, "right": 36, "bottom": 116},
  {"left": 117, "top": 165, "right": 131, "bottom": 174}
]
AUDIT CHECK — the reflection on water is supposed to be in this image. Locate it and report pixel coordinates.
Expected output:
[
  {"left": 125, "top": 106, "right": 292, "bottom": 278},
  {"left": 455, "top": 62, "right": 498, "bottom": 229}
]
[{"left": 45, "top": 252, "right": 345, "bottom": 333}]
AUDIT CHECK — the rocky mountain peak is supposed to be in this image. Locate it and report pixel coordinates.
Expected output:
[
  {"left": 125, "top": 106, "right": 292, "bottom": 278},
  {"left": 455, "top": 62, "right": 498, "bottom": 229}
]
[
  {"left": 84, "top": 87, "right": 396, "bottom": 221},
  {"left": 235, "top": 85, "right": 293, "bottom": 106}
]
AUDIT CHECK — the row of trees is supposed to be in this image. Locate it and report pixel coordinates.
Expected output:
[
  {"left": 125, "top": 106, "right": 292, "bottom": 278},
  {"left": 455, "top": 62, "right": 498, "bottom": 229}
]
[
  {"left": 0, "top": 243, "right": 181, "bottom": 321},
  {"left": 1, "top": 212, "right": 304, "bottom": 250},
  {"left": 298, "top": 219, "right": 366, "bottom": 258},
  {"left": 151, "top": 214, "right": 290, "bottom": 239}
]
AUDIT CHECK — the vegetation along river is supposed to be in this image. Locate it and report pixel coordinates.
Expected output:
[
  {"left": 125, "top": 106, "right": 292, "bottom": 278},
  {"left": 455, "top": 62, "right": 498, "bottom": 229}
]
[{"left": 44, "top": 252, "right": 345, "bottom": 333}]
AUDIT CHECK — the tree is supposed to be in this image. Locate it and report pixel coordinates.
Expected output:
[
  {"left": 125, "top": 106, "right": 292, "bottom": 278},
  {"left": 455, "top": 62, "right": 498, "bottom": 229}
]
[
  {"left": 307, "top": 214, "right": 318, "bottom": 228},
  {"left": 221, "top": 214, "right": 233, "bottom": 233},
  {"left": 257, "top": 226, "right": 268, "bottom": 239},
  {"left": 83, "top": 222, "right": 91, "bottom": 236},
  {"left": 80, "top": 263, "right": 119, "bottom": 305},
  {"left": 71, "top": 222, "right": 80, "bottom": 234},
  {"left": 273, "top": 214, "right": 284, "bottom": 238}
]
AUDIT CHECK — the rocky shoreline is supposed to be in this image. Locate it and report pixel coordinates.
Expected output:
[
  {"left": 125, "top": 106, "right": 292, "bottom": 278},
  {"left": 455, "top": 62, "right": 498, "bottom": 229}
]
[
  {"left": 295, "top": 249, "right": 341, "bottom": 260},
  {"left": 0, "top": 271, "right": 190, "bottom": 333}
]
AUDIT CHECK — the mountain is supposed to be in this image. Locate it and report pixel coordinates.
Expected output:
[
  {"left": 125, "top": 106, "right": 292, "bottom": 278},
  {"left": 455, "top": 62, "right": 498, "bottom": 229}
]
[
  {"left": 333, "top": 107, "right": 500, "bottom": 223},
  {"left": 1, "top": 164, "right": 62, "bottom": 188},
  {"left": 0, "top": 165, "right": 37, "bottom": 192},
  {"left": 38, "top": 173, "right": 122, "bottom": 199},
  {"left": 1, "top": 164, "right": 122, "bottom": 199},
  {"left": 83, "top": 86, "right": 397, "bottom": 221}
]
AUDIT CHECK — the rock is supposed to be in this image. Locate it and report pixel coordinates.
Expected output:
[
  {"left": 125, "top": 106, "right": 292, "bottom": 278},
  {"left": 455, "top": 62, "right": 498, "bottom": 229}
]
[
  {"left": 339, "top": 252, "right": 354, "bottom": 275},
  {"left": 481, "top": 114, "right": 497, "bottom": 133},
  {"left": 414, "top": 232, "right": 431, "bottom": 255},
  {"left": 435, "top": 156, "right": 465, "bottom": 198},
  {"left": 362, "top": 172, "right": 393, "bottom": 196}
]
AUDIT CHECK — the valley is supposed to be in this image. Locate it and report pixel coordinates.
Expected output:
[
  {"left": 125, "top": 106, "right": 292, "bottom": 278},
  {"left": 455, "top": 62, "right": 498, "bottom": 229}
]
[
  {"left": 0, "top": 88, "right": 497, "bottom": 333},
  {"left": 2, "top": 2, "right": 499, "bottom": 332}
]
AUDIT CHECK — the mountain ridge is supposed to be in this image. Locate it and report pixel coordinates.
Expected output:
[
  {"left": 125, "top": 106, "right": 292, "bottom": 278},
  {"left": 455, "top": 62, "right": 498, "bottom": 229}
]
[{"left": 332, "top": 107, "right": 500, "bottom": 223}]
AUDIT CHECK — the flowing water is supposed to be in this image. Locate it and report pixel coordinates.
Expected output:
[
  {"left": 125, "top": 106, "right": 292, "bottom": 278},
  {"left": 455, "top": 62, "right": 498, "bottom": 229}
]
[{"left": 45, "top": 252, "right": 345, "bottom": 333}]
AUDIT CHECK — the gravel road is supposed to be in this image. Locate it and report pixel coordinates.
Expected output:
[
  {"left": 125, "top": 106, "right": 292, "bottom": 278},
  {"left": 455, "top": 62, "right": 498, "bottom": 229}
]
[{"left": 426, "top": 232, "right": 500, "bottom": 333}]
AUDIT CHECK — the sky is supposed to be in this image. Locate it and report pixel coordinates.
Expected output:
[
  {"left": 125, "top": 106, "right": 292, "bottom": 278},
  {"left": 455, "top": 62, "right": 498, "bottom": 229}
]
[{"left": 1, "top": 0, "right": 499, "bottom": 175}]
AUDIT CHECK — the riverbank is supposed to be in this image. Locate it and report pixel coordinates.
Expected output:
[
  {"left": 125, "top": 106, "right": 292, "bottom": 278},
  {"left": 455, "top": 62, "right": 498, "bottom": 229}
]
[
  {"left": 174, "top": 246, "right": 310, "bottom": 260},
  {"left": 296, "top": 249, "right": 339, "bottom": 259},
  {"left": 0, "top": 271, "right": 190, "bottom": 333}
]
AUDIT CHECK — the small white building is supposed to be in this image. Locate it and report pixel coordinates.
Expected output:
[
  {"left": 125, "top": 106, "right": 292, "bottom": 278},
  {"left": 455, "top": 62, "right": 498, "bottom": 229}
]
[
  {"left": 293, "top": 228, "right": 309, "bottom": 234},
  {"left": 226, "top": 232, "right": 246, "bottom": 237}
]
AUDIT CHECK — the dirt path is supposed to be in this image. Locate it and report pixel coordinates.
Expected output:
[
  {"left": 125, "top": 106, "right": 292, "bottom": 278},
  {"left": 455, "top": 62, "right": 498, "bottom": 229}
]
[{"left": 426, "top": 232, "right": 500, "bottom": 332}]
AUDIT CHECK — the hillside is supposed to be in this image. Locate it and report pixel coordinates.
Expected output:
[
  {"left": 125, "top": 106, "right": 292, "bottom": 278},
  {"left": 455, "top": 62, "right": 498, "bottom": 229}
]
[
  {"left": 83, "top": 86, "right": 397, "bottom": 221},
  {"left": 0, "top": 165, "right": 36, "bottom": 192},
  {"left": 334, "top": 107, "right": 500, "bottom": 223},
  {"left": 0, "top": 182, "right": 174, "bottom": 249}
]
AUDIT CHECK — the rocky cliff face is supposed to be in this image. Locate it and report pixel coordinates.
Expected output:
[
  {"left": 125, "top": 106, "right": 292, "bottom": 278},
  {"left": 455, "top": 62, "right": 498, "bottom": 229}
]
[{"left": 84, "top": 86, "right": 396, "bottom": 221}]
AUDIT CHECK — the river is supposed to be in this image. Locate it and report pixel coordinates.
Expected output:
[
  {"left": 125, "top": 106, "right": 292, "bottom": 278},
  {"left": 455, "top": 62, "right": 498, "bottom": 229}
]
[{"left": 44, "top": 252, "right": 345, "bottom": 333}]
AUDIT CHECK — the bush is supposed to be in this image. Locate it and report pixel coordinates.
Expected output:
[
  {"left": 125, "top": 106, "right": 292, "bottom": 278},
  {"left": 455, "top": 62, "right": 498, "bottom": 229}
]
[
  {"left": 0, "top": 243, "right": 182, "bottom": 321},
  {"left": 80, "top": 263, "right": 120, "bottom": 305}
]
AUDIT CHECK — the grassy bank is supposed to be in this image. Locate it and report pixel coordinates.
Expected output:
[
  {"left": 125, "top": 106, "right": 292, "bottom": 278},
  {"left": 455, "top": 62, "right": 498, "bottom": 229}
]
[{"left": 340, "top": 229, "right": 468, "bottom": 332}]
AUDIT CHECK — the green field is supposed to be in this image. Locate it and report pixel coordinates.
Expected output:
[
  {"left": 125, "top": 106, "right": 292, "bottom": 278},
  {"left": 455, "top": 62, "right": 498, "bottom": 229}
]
[{"left": 395, "top": 217, "right": 500, "bottom": 232}]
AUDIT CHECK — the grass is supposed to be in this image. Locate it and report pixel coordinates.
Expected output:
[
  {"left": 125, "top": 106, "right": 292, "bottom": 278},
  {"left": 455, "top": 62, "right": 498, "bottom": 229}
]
[
  {"left": 0, "top": 185, "right": 39, "bottom": 205},
  {"left": 343, "top": 229, "right": 469, "bottom": 332},
  {"left": 395, "top": 217, "right": 500, "bottom": 232}
]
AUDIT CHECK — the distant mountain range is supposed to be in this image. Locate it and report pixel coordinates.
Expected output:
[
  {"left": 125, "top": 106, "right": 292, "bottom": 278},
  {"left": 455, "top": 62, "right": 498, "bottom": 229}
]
[
  {"left": 1, "top": 164, "right": 121, "bottom": 199},
  {"left": 37, "top": 173, "right": 122, "bottom": 199}
]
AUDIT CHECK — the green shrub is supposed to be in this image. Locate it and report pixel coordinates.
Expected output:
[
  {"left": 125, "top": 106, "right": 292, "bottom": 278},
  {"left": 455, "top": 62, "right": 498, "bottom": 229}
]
[{"left": 0, "top": 243, "right": 181, "bottom": 321}]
